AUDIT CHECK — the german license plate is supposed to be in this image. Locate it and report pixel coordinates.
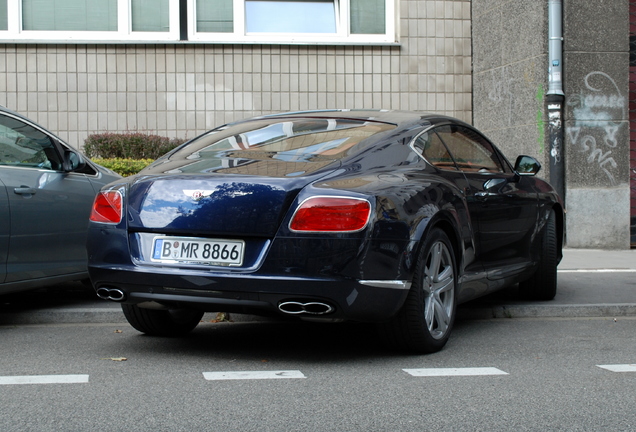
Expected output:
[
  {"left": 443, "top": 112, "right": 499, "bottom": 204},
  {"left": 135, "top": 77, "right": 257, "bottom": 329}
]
[{"left": 151, "top": 236, "right": 244, "bottom": 266}]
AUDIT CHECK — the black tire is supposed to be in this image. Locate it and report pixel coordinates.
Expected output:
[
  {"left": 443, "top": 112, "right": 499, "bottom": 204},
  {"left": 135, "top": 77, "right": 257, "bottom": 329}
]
[
  {"left": 519, "top": 209, "right": 558, "bottom": 301},
  {"left": 379, "top": 228, "right": 457, "bottom": 354},
  {"left": 121, "top": 304, "right": 204, "bottom": 336}
]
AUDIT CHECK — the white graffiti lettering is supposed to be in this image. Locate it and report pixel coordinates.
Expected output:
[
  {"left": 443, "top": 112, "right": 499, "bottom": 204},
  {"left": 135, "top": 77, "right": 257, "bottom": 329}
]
[
  {"left": 583, "top": 94, "right": 625, "bottom": 109},
  {"left": 565, "top": 71, "right": 625, "bottom": 186}
]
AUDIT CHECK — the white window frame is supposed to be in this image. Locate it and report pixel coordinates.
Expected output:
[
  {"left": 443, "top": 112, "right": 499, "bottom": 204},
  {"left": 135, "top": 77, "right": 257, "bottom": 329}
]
[
  {"left": 0, "top": 0, "right": 397, "bottom": 44},
  {"left": 1, "top": 0, "right": 181, "bottom": 42},
  {"left": 187, "top": 0, "right": 397, "bottom": 44}
]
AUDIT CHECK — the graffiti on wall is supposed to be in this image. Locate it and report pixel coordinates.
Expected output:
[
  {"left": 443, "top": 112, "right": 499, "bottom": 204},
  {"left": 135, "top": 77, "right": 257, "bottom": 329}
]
[
  {"left": 486, "top": 64, "right": 539, "bottom": 128},
  {"left": 484, "top": 63, "right": 546, "bottom": 155},
  {"left": 566, "top": 71, "right": 626, "bottom": 185}
]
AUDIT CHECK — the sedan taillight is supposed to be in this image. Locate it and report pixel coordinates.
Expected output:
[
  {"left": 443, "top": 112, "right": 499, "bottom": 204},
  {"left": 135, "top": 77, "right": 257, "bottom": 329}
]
[
  {"left": 289, "top": 197, "right": 371, "bottom": 232},
  {"left": 90, "top": 191, "right": 123, "bottom": 224}
]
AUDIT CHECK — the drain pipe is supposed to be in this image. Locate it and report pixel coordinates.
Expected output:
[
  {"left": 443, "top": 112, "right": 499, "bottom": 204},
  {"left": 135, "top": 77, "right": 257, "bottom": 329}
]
[{"left": 547, "top": 0, "right": 565, "bottom": 203}]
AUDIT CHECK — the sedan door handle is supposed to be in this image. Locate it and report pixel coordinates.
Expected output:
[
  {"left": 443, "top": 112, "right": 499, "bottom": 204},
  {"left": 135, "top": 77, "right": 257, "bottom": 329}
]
[
  {"left": 14, "top": 186, "right": 37, "bottom": 195},
  {"left": 474, "top": 191, "right": 492, "bottom": 201}
]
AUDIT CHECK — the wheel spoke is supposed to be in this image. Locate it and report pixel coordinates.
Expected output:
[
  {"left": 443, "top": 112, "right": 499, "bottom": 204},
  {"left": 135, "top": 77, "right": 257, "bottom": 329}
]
[
  {"left": 425, "top": 294, "right": 451, "bottom": 336},
  {"left": 432, "top": 298, "right": 450, "bottom": 333},
  {"left": 433, "top": 266, "right": 453, "bottom": 294},
  {"left": 426, "top": 243, "right": 442, "bottom": 281},
  {"left": 425, "top": 297, "right": 436, "bottom": 331}
]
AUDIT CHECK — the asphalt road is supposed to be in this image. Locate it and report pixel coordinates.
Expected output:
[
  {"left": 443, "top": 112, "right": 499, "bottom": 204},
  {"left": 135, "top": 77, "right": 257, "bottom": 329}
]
[
  {"left": 1, "top": 248, "right": 635, "bottom": 430},
  {"left": 1, "top": 317, "right": 635, "bottom": 431}
]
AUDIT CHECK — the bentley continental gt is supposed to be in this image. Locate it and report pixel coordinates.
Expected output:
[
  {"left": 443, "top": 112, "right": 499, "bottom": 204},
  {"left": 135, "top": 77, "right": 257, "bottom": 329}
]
[{"left": 87, "top": 110, "right": 564, "bottom": 353}]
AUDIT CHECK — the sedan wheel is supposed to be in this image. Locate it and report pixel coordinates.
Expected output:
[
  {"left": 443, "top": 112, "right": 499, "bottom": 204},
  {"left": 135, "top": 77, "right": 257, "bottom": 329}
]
[
  {"left": 379, "top": 228, "right": 457, "bottom": 353},
  {"left": 121, "top": 304, "right": 204, "bottom": 337}
]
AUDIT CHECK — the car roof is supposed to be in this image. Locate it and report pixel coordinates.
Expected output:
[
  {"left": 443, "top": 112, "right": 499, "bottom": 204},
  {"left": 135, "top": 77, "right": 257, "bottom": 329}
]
[
  {"left": 0, "top": 104, "right": 23, "bottom": 117},
  {"left": 0, "top": 104, "right": 50, "bottom": 128},
  {"left": 227, "top": 109, "right": 469, "bottom": 130}
]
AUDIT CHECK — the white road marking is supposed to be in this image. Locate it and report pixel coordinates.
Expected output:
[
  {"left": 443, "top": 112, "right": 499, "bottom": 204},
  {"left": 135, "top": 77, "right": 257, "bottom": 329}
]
[
  {"left": 0, "top": 375, "right": 89, "bottom": 385},
  {"left": 558, "top": 269, "right": 636, "bottom": 273},
  {"left": 203, "top": 370, "right": 306, "bottom": 381},
  {"left": 403, "top": 367, "right": 508, "bottom": 377},
  {"left": 597, "top": 364, "right": 636, "bottom": 373}
]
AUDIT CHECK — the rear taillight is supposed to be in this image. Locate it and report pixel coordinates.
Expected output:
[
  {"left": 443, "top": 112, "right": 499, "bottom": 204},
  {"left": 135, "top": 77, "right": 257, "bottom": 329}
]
[
  {"left": 289, "top": 197, "right": 371, "bottom": 232},
  {"left": 90, "top": 191, "right": 123, "bottom": 224}
]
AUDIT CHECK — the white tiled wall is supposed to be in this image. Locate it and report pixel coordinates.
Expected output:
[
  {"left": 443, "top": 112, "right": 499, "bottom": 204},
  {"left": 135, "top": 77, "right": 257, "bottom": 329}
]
[{"left": 0, "top": 0, "right": 472, "bottom": 149}]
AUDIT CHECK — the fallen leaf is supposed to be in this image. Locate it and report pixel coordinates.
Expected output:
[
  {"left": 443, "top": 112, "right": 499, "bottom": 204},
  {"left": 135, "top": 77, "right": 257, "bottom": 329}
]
[
  {"left": 210, "top": 312, "right": 232, "bottom": 323},
  {"left": 114, "top": 329, "right": 123, "bottom": 333}
]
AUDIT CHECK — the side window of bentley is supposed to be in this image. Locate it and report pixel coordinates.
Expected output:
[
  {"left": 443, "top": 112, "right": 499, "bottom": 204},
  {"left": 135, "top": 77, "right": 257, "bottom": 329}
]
[
  {"left": 412, "top": 130, "right": 458, "bottom": 170},
  {"left": 436, "top": 126, "right": 505, "bottom": 173}
]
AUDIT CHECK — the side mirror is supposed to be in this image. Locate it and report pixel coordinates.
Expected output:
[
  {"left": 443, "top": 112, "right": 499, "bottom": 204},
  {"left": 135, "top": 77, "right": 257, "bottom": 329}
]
[
  {"left": 514, "top": 155, "right": 541, "bottom": 176},
  {"left": 62, "top": 150, "right": 86, "bottom": 172}
]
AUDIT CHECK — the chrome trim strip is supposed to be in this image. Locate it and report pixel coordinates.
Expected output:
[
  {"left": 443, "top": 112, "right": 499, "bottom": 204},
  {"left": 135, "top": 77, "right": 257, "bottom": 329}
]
[{"left": 358, "top": 280, "right": 412, "bottom": 290}]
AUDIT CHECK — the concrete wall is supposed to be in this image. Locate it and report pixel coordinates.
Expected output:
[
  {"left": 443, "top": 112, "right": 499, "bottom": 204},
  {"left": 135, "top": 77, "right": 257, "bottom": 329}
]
[
  {"left": 0, "top": 0, "right": 472, "bottom": 151},
  {"left": 473, "top": 0, "right": 631, "bottom": 249},
  {"left": 472, "top": 1, "right": 549, "bottom": 168},
  {"left": 563, "top": 0, "right": 630, "bottom": 248}
]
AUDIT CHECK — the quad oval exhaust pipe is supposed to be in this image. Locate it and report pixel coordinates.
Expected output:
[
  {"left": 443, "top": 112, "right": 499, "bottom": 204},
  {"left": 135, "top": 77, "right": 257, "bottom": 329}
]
[
  {"left": 96, "top": 288, "right": 333, "bottom": 314},
  {"left": 96, "top": 287, "right": 127, "bottom": 302},
  {"left": 278, "top": 301, "right": 335, "bottom": 315}
]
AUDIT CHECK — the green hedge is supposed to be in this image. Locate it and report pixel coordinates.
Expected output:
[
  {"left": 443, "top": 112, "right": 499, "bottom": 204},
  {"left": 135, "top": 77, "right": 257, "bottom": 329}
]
[
  {"left": 93, "top": 158, "right": 155, "bottom": 177},
  {"left": 84, "top": 132, "right": 187, "bottom": 177},
  {"left": 84, "top": 132, "right": 186, "bottom": 160}
]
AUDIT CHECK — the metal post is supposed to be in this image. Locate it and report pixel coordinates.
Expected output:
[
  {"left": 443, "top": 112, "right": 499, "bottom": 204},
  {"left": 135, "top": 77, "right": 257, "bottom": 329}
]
[{"left": 547, "top": 0, "right": 565, "bottom": 203}]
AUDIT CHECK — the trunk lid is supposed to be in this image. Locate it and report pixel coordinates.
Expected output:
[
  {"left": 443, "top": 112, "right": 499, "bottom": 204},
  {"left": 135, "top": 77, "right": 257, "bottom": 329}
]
[{"left": 126, "top": 170, "right": 336, "bottom": 237}]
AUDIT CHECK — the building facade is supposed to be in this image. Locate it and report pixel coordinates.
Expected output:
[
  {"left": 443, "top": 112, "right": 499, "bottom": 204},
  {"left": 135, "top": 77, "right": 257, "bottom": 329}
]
[
  {"left": 0, "top": 0, "right": 633, "bottom": 248},
  {"left": 0, "top": 0, "right": 472, "bottom": 145},
  {"left": 473, "top": 0, "right": 632, "bottom": 249}
]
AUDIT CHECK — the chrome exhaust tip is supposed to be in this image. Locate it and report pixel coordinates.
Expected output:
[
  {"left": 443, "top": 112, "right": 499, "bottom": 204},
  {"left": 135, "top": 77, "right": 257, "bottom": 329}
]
[
  {"left": 96, "top": 287, "right": 127, "bottom": 302},
  {"left": 278, "top": 301, "right": 335, "bottom": 315}
]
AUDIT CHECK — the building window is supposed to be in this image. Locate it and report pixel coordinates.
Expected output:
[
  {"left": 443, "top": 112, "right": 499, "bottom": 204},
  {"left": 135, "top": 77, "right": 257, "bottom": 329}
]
[
  {"left": 132, "top": 0, "right": 170, "bottom": 32},
  {"left": 189, "top": 0, "right": 395, "bottom": 43},
  {"left": 350, "top": 0, "right": 385, "bottom": 34},
  {"left": 1, "top": 0, "right": 179, "bottom": 41},
  {"left": 0, "top": 0, "right": 8, "bottom": 31},
  {"left": 245, "top": 0, "right": 337, "bottom": 34},
  {"left": 196, "top": 0, "right": 233, "bottom": 33},
  {"left": 0, "top": 0, "right": 396, "bottom": 44},
  {"left": 22, "top": 0, "right": 117, "bottom": 32}
]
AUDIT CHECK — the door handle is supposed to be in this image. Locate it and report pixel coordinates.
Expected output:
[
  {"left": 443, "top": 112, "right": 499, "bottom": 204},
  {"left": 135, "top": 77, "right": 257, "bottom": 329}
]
[
  {"left": 474, "top": 191, "right": 492, "bottom": 201},
  {"left": 14, "top": 186, "right": 37, "bottom": 195}
]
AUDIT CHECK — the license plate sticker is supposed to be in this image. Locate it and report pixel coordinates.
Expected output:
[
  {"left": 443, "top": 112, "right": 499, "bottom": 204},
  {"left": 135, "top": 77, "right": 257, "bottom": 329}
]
[{"left": 151, "top": 236, "right": 245, "bottom": 266}]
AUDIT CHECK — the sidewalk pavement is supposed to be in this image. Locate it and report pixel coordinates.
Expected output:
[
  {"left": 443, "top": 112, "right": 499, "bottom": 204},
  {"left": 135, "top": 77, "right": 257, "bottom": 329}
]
[
  {"left": 1, "top": 248, "right": 635, "bottom": 325},
  {"left": 461, "top": 248, "right": 636, "bottom": 319}
]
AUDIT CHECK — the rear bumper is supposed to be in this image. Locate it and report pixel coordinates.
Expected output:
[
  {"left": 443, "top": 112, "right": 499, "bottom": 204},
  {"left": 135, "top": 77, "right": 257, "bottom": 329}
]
[{"left": 89, "top": 265, "right": 410, "bottom": 322}]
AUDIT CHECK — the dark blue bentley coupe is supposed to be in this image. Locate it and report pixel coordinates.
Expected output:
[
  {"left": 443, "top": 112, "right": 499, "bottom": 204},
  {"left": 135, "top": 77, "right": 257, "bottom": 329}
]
[{"left": 87, "top": 110, "right": 564, "bottom": 353}]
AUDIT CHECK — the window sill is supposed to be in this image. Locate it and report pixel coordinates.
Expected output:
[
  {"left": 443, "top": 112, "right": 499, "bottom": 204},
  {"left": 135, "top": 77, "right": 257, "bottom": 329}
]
[{"left": 0, "top": 37, "right": 400, "bottom": 46}]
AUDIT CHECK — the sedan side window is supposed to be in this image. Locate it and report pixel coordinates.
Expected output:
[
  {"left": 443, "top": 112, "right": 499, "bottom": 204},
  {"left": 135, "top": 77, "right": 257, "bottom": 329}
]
[
  {"left": 0, "top": 115, "right": 61, "bottom": 170},
  {"left": 412, "top": 131, "right": 458, "bottom": 171},
  {"left": 437, "top": 126, "right": 505, "bottom": 173}
]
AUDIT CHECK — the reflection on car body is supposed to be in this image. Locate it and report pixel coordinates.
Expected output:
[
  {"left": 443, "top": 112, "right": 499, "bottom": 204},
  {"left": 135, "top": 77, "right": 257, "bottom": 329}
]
[{"left": 88, "top": 110, "right": 564, "bottom": 353}]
